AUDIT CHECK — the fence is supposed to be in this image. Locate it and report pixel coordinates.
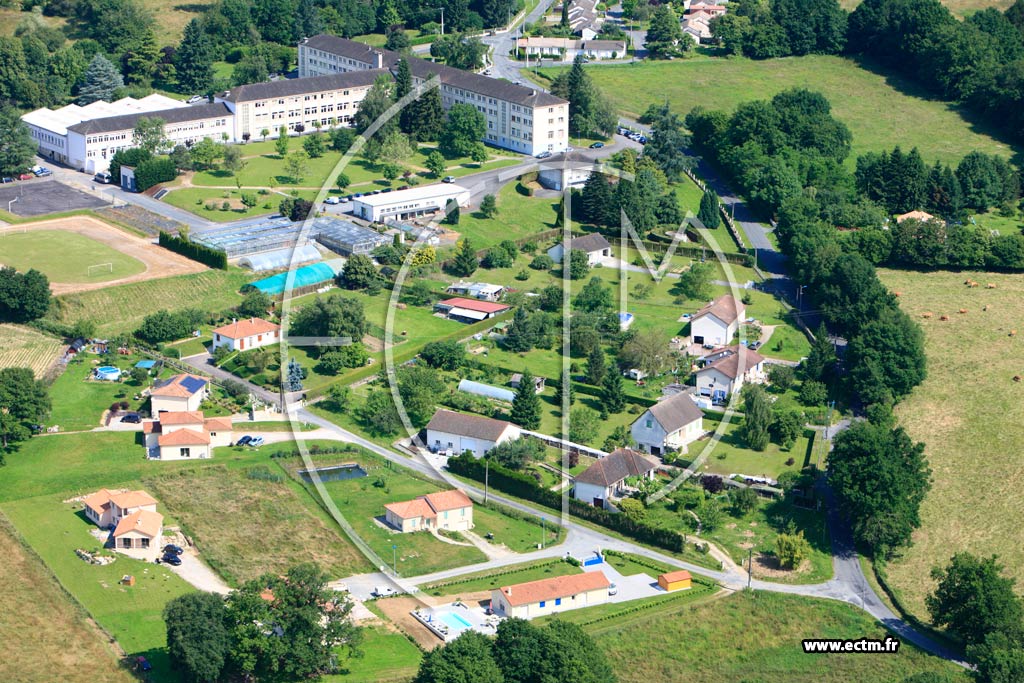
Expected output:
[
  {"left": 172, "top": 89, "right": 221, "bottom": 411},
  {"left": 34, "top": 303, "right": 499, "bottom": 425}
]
[{"left": 682, "top": 166, "right": 748, "bottom": 252}]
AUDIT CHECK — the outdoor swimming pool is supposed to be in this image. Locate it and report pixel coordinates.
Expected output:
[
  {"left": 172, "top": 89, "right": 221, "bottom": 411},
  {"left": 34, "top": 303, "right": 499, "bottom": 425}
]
[
  {"left": 296, "top": 463, "right": 367, "bottom": 483},
  {"left": 437, "top": 611, "right": 473, "bottom": 630}
]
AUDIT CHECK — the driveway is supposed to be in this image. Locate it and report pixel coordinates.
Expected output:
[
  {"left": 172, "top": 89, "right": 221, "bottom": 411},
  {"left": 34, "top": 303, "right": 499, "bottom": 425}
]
[{"left": 164, "top": 551, "right": 231, "bottom": 595}]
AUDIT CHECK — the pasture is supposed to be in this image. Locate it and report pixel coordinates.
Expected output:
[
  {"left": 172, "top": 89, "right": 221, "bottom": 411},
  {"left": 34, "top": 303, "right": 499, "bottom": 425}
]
[
  {"left": 878, "top": 268, "right": 1024, "bottom": 619},
  {"left": 839, "top": 0, "right": 1012, "bottom": 15},
  {"left": 593, "top": 590, "right": 969, "bottom": 682},
  {"left": 0, "top": 324, "right": 64, "bottom": 378},
  {"left": 0, "top": 229, "right": 145, "bottom": 283},
  {"left": 536, "top": 55, "right": 1018, "bottom": 166}
]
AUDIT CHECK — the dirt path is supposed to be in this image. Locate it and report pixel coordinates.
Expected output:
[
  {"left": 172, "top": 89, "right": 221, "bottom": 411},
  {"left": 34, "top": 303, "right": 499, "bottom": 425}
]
[
  {"left": 374, "top": 596, "right": 446, "bottom": 650},
  {"left": 0, "top": 216, "right": 206, "bottom": 295}
]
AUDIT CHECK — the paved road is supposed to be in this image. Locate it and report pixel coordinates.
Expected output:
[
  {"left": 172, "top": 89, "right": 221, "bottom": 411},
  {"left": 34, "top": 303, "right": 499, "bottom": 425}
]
[{"left": 481, "top": 0, "right": 560, "bottom": 82}]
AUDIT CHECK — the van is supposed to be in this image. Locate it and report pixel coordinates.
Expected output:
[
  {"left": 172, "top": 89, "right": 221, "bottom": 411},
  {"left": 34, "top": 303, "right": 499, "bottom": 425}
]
[{"left": 94, "top": 172, "right": 112, "bottom": 184}]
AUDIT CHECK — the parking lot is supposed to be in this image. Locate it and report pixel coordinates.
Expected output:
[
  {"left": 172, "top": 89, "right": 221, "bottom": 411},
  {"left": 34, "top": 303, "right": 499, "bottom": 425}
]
[{"left": 0, "top": 178, "right": 108, "bottom": 217}]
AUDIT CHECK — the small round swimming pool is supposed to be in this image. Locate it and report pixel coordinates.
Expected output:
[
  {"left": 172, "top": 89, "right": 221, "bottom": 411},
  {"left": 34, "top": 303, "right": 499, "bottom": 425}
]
[{"left": 95, "top": 366, "right": 121, "bottom": 381}]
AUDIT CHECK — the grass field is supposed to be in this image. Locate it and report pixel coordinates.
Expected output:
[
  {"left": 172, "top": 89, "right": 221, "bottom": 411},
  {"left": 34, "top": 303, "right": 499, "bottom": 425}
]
[
  {"left": 453, "top": 182, "right": 562, "bottom": 250},
  {"left": 47, "top": 269, "right": 252, "bottom": 336},
  {"left": 701, "top": 416, "right": 814, "bottom": 479},
  {"left": 329, "top": 624, "right": 423, "bottom": 683},
  {"left": 537, "top": 56, "right": 1018, "bottom": 167},
  {"left": 878, "top": 268, "right": 1024, "bottom": 620},
  {"left": 144, "top": 461, "right": 370, "bottom": 585},
  {"left": 0, "top": 514, "right": 134, "bottom": 683},
  {"left": 470, "top": 503, "right": 564, "bottom": 553},
  {"left": 0, "top": 230, "right": 146, "bottom": 283},
  {"left": 0, "top": 324, "right": 64, "bottom": 378},
  {"left": 839, "top": 0, "right": 1012, "bottom": 15},
  {"left": 422, "top": 559, "right": 581, "bottom": 596},
  {"left": 592, "top": 590, "right": 969, "bottom": 682}
]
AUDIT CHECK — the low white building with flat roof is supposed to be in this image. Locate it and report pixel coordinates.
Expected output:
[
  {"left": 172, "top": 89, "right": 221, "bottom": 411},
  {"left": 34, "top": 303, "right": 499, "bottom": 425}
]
[{"left": 352, "top": 183, "right": 471, "bottom": 223}]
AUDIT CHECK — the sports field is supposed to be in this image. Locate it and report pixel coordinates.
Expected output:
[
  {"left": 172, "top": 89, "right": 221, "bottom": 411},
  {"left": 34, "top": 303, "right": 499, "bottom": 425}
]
[
  {"left": 536, "top": 55, "right": 1017, "bottom": 166},
  {"left": 0, "top": 324, "right": 64, "bottom": 378},
  {"left": 878, "top": 268, "right": 1024, "bottom": 619},
  {"left": 0, "top": 230, "right": 145, "bottom": 283}
]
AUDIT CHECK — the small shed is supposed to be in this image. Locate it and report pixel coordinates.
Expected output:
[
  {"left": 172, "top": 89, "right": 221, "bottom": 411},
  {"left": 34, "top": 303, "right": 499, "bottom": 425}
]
[
  {"left": 510, "top": 373, "right": 545, "bottom": 393},
  {"left": 658, "top": 570, "right": 692, "bottom": 592},
  {"left": 120, "top": 165, "right": 137, "bottom": 192}
]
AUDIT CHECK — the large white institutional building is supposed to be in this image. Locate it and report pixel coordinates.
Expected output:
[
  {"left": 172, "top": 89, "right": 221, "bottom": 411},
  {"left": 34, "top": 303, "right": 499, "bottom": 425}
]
[{"left": 22, "top": 35, "right": 569, "bottom": 174}]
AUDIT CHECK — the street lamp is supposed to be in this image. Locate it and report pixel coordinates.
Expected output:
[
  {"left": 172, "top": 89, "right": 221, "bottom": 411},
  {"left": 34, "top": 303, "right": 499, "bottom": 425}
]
[
  {"left": 797, "top": 284, "right": 806, "bottom": 312},
  {"left": 436, "top": 7, "right": 445, "bottom": 36}
]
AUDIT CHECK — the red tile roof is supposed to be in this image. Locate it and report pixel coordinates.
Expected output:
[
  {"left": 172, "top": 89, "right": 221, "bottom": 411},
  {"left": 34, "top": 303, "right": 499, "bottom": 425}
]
[
  {"left": 436, "top": 297, "right": 510, "bottom": 314},
  {"left": 83, "top": 488, "right": 115, "bottom": 514},
  {"left": 112, "top": 509, "right": 163, "bottom": 538},
  {"left": 497, "top": 571, "right": 610, "bottom": 607},
  {"left": 158, "top": 428, "right": 211, "bottom": 446},
  {"left": 384, "top": 498, "right": 436, "bottom": 520},
  {"left": 150, "top": 374, "right": 208, "bottom": 398},
  {"left": 212, "top": 317, "right": 280, "bottom": 339},
  {"left": 204, "top": 417, "right": 233, "bottom": 432},
  {"left": 109, "top": 490, "right": 157, "bottom": 509},
  {"left": 660, "top": 570, "right": 692, "bottom": 583},
  {"left": 698, "top": 346, "right": 766, "bottom": 380},
  {"left": 692, "top": 295, "right": 745, "bottom": 326},
  {"left": 158, "top": 411, "right": 205, "bottom": 426},
  {"left": 422, "top": 489, "right": 473, "bottom": 513}
]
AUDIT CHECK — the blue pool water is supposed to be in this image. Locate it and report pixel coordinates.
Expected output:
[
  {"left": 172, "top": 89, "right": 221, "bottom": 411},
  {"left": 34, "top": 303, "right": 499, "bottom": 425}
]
[{"left": 437, "top": 611, "right": 472, "bottom": 630}]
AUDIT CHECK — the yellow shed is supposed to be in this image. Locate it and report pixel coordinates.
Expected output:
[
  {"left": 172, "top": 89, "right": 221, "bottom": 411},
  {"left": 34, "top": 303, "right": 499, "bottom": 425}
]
[{"left": 658, "top": 570, "right": 692, "bottom": 592}]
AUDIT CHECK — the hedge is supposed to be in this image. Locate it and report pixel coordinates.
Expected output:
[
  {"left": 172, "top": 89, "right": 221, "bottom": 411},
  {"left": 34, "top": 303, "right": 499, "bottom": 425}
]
[
  {"left": 446, "top": 453, "right": 686, "bottom": 553},
  {"left": 159, "top": 232, "right": 228, "bottom": 269},
  {"left": 134, "top": 157, "right": 177, "bottom": 192}
]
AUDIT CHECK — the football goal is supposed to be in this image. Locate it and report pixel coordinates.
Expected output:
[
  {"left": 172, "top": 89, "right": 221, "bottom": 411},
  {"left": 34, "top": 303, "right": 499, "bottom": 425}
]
[{"left": 87, "top": 262, "right": 113, "bottom": 276}]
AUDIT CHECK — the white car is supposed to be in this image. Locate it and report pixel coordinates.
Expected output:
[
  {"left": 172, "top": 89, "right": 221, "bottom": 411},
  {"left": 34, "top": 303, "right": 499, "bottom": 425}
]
[
  {"left": 186, "top": 95, "right": 206, "bottom": 104},
  {"left": 608, "top": 582, "right": 618, "bottom": 596},
  {"left": 442, "top": 175, "right": 456, "bottom": 183},
  {"left": 324, "top": 196, "right": 341, "bottom": 205},
  {"left": 535, "top": 151, "right": 552, "bottom": 159},
  {"left": 371, "top": 586, "right": 398, "bottom": 598}
]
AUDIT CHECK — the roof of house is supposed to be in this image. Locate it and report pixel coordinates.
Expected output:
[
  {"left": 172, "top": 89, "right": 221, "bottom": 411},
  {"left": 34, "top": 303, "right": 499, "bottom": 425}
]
[
  {"left": 212, "top": 317, "right": 281, "bottom": 339},
  {"left": 692, "top": 294, "right": 745, "bottom": 326},
  {"left": 895, "top": 210, "right": 937, "bottom": 223},
  {"left": 425, "top": 409, "right": 516, "bottom": 442},
  {"left": 406, "top": 58, "right": 568, "bottom": 108},
  {"left": 384, "top": 497, "right": 436, "bottom": 520},
  {"left": 497, "top": 570, "right": 610, "bottom": 607},
  {"left": 83, "top": 488, "right": 115, "bottom": 514},
  {"left": 645, "top": 391, "right": 704, "bottom": 433},
  {"left": 204, "top": 417, "right": 234, "bottom": 432},
  {"left": 112, "top": 509, "right": 163, "bottom": 538},
  {"left": 158, "top": 428, "right": 211, "bottom": 446},
  {"left": 583, "top": 39, "right": 627, "bottom": 51},
  {"left": 221, "top": 70, "right": 384, "bottom": 103},
  {"left": 66, "top": 102, "right": 231, "bottom": 136},
  {"left": 301, "top": 34, "right": 399, "bottom": 65},
  {"left": 435, "top": 298, "right": 510, "bottom": 314},
  {"left": 697, "top": 346, "right": 766, "bottom": 380},
  {"left": 423, "top": 489, "right": 473, "bottom": 513},
  {"left": 151, "top": 374, "right": 208, "bottom": 398},
  {"left": 109, "top": 490, "right": 158, "bottom": 509},
  {"left": 568, "top": 233, "right": 612, "bottom": 254},
  {"left": 660, "top": 570, "right": 692, "bottom": 583},
  {"left": 575, "top": 448, "right": 660, "bottom": 487},
  {"left": 157, "top": 411, "right": 205, "bottom": 426}
]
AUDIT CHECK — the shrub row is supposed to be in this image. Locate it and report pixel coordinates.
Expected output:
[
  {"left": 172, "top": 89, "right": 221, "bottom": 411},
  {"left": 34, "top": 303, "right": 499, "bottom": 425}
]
[
  {"left": 572, "top": 579, "right": 717, "bottom": 628},
  {"left": 158, "top": 232, "right": 228, "bottom": 269},
  {"left": 447, "top": 453, "right": 686, "bottom": 553},
  {"left": 133, "top": 157, "right": 177, "bottom": 192},
  {"left": 423, "top": 559, "right": 568, "bottom": 593}
]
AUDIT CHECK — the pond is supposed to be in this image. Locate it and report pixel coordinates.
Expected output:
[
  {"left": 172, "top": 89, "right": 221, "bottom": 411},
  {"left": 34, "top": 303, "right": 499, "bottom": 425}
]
[{"left": 297, "top": 463, "right": 368, "bottom": 483}]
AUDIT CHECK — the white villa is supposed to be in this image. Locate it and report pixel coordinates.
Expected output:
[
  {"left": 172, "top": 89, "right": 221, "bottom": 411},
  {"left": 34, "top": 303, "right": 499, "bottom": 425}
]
[
  {"left": 689, "top": 295, "right": 746, "bottom": 348},
  {"left": 631, "top": 391, "right": 705, "bottom": 457}
]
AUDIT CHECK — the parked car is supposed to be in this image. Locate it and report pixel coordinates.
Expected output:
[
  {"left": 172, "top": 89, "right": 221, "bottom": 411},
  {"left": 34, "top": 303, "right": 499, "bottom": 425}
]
[
  {"left": 235, "top": 435, "right": 253, "bottom": 446},
  {"left": 352, "top": 192, "right": 364, "bottom": 198},
  {"left": 93, "top": 171, "right": 112, "bottom": 184},
  {"left": 535, "top": 150, "right": 552, "bottom": 159},
  {"left": 637, "top": 135, "right": 647, "bottom": 144},
  {"left": 18, "top": 173, "right": 33, "bottom": 180},
  {"left": 1, "top": 177, "right": 12, "bottom": 184},
  {"left": 324, "top": 196, "right": 341, "bottom": 205},
  {"left": 442, "top": 175, "right": 456, "bottom": 183},
  {"left": 163, "top": 544, "right": 184, "bottom": 555},
  {"left": 186, "top": 95, "right": 206, "bottom": 104},
  {"left": 161, "top": 553, "right": 182, "bottom": 566},
  {"left": 381, "top": 187, "right": 392, "bottom": 192},
  {"left": 249, "top": 436, "right": 265, "bottom": 447},
  {"left": 371, "top": 586, "right": 397, "bottom": 598},
  {"left": 398, "top": 185, "right": 410, "bottom": 191},
  {"left": 608, "top": 582, "right": 618, "bottom": 596},
  {"left": 36, "top": 168, "right": 52, "bottom": 177},
  {"left": 135, "top": 656, "right": 152, "bottom": 672},
  {"left": 120, "top": 412, "right": 141, "bottom": 424},
  {"left": 589, "top": 141, "right": 605, "bottom": 149}
]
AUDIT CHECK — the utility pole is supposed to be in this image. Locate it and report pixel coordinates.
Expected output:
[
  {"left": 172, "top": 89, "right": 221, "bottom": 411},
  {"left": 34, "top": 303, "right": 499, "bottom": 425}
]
[
  {"left": 392, "top": 544, "right": 398, "bottom": 575},
  {"left": 484, "top": 455, "right": 490, "bottom": 504},
  {"left": 437, "top": 7, "right": 445, "bottom": 36},
  {"left": 540, "top": 516, "right": 546, "bottom": 549},
  {"left": 747, "top": 547, "right": 753, "bottom": 588}
]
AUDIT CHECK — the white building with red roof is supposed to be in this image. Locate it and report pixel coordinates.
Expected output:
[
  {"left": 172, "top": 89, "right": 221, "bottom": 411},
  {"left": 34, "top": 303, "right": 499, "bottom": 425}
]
[
  {"left": 491, "top": 570, "right": 611, "bottom": 619},
  {"left": 82, "top": 488, "right": 164, "bottom": 554},
  {"left": 383, "top": 489, "right": 474, "bottom": 533},
  {"left": 433, "top": 297, "right": 511, "bottom": 323},
  {"left": 689, "top": 294, "right": 746, "bottom": 348},
  {"left": 149, "top": 373, "right": 209, "bottom": 414},
  {"left": 142, "top": 410, "right": 233, "bottom": 460},
  {"left": 695, "top": 345, "right": 767, "bottom": 401},
  {"left": 211, "top": 317, "right": 281, "bottom": 352}
]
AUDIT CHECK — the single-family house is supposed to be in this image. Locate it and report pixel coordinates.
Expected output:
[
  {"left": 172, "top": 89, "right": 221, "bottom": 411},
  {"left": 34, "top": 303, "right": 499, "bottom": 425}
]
[
  {"left": 895, "top": 210, "right": 937, "bottom": 224},
  {"left": 694, "top": 346, "right": 767, "bottom": 401},
  {"left": 446, "top": 281, "right": 506, "bottom": 301},
  {"left": 658, "top": 570, "right": 692, "bottom": 591},
  {"left": 631, "top": 391, "right": 705, "bottom": 456},
  {"left": 211, "top": 317, "right": 281, "bottom": 352},
  {"left": 491, "top": 570, "right": 611, "bottom": 619},
  {"left": 82, "top": 488, "right": 158, "bottom": 529},
  {"left": 433, "top": 297, "right": 511, "bottom": 323},
  {"left": 689, "top": 295, "right": 746, "bottom": 348},
  {"left": 687, "top": 2, "right": 727, "bottom": 17},
  {"left": 142, "top": 411, "right": 233, "bottom": 460},
  {"left": 546, "top": 233, "right": 613, "bottom": 265},
  {"left": 383, "top": 489, "right": 474, "bottom": 533},
  {"left": 149, "top": 373, "right": 209, "bottom": 414},
  {"left": 112, "top": 508, "right": 164, "bottom": 551},
  {"left": 683, "top": 13, "right": 714, "bottom": 43},
  {"left": 573, "top": 447, "right": 660, "bottom": 509},
  {"left": 425, "top": 409, "right": 521, "bottom": 457},
  {"left": 510, "top": 373, "right": 546, "bottom": 393}
]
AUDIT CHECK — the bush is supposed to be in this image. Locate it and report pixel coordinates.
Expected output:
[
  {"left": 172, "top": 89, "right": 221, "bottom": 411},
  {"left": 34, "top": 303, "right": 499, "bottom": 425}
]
[
  {"left": 158, "top": 232, "right": 228, "bottom": 269},
  {"left": 530, "top": 254, "right": 554, "bottom": 270},
  {"left": 133, "top": 157, "right": 177, "bottom": 191}
]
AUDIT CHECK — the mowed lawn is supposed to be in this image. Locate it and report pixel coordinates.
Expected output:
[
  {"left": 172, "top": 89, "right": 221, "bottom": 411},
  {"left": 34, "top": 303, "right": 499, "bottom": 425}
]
[
  {"left": 593, "top": 590, "right": 969, "bottom": 683},
  {"left": 453, "top": 182, "right": 561, "bottom": 250},
  {"left": 878, "top": 268, "right": 1024, "bottom": 619},
  {"left": 839, "top": 0, "right": 1012, "bottom": 15},
  {"left": 1, "top": 230, "right": 146, "bottom": 283},
  {"left": 47, "top": 269, "right": 252, "bottom": 336},
  {"left": 0, "top": 323, "right": 64, "bottom": 378},
  {"left": 0, "top": 516, "right": 134, "bottom": 683},
  {"left": 541, "top": 56, "right": 1018, "bottom": 166}
]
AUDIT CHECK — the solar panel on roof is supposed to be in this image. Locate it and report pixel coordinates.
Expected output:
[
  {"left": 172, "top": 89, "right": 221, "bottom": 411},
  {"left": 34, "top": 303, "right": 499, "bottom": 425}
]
[{"left": 180, "top": 376, "right": 208, "bottom": 394}]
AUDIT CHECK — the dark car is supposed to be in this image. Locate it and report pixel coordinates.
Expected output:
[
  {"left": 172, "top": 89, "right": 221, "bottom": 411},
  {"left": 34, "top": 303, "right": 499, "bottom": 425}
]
[
  {"left": 163, "top": 544, "right": 184, "bottom": 555},
  {"left": 162, "top": 553, "right": 182, "bottom": 566},
  {"left": 120, "top": 412, "right": 141, "bottom": 424},
  {"left": 381, "top": 187, "right": 392, "bottom": 193},
  {"left": 589, "top": 141, "right": 604, "bottom": 149},
  {"left": 398, "top": 185, "right": 410, "bottom": 191},
  {"left": 1, "top": 177, "right": 12, "bottom": 184},
  {"left": 235, "top": 435, "right": 253, "bottom": 446},
  {"left": 135, "top": 656, "right": 152, "bottom": 672}
]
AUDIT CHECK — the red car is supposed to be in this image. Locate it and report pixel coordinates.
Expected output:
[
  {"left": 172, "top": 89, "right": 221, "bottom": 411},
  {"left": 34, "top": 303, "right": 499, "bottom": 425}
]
[{"left": 18, "top": 173, "right": 33, "bottom": 181}]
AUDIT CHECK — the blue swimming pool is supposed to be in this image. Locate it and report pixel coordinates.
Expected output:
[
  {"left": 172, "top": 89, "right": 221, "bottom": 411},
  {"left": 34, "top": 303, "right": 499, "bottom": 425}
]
[{"left": 437, "top": 611, "right": 472, "bottom": 630}]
